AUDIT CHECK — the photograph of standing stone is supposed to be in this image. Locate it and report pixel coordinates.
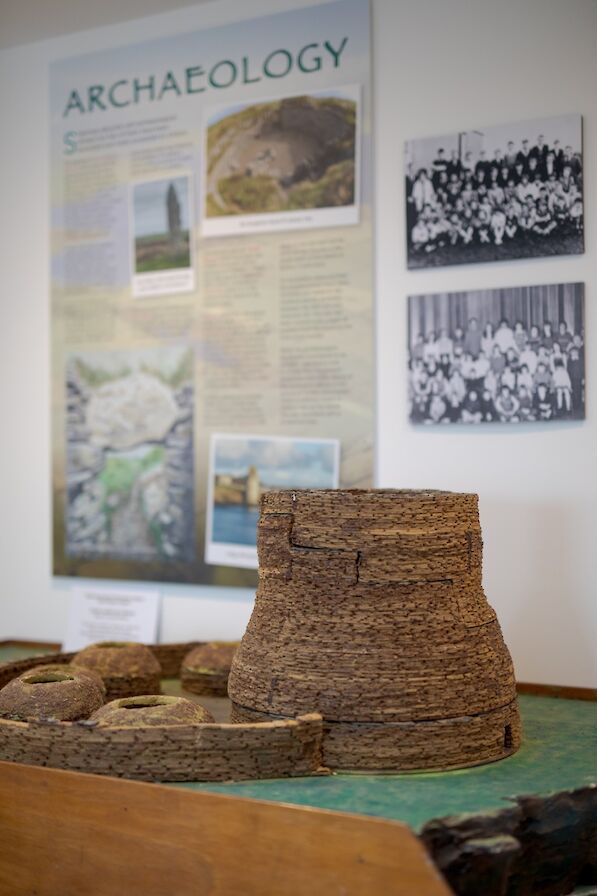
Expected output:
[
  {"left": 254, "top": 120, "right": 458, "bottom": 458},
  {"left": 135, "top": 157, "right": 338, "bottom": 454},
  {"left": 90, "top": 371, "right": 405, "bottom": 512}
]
[
  {"left": 133, "top": 176, "right": 192, "bottom": 274},
  {"left": 229, "top": 489, "right": 520, "bottom": 771},
  {"left": 131, "top": 175, "right": 195, "bottom": 297},
  {"left": 64, "top": 346, "right": 195, "bottom": 566},
  {"left": 405, "top": 114, "right": 583, "bottom": 268}
]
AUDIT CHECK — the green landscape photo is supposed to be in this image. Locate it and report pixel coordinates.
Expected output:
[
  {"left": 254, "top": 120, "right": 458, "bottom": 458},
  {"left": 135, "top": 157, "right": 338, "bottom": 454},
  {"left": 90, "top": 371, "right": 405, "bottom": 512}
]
[{"left": 205, "top": 90, "right": 358, "bottom": 217}]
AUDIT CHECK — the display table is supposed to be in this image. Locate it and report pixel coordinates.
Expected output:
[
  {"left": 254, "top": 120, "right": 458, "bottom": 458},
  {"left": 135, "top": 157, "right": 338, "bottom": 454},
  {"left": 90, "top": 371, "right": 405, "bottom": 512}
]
[
  {"left": 173, "top": 689, "right": 596, "bottom": 830},
  {"left": 0, "top": 643, "right": 595, "bottom": 896}
]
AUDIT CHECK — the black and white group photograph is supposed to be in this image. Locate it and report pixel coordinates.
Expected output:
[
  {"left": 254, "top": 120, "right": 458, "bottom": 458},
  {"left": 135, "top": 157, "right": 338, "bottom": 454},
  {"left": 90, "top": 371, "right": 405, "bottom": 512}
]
[
  {"left": 408, "top": 282, "right": 585, "bottom": 425},
  {"left": 405, "top": 114, "right": 583, "bottom": 269}
]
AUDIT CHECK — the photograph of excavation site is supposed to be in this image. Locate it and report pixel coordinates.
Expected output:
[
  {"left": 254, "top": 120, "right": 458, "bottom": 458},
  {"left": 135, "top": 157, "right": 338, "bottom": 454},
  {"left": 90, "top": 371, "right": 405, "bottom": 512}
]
[{"left": 203, "top": 87, "right": 359, "bottom": 233}]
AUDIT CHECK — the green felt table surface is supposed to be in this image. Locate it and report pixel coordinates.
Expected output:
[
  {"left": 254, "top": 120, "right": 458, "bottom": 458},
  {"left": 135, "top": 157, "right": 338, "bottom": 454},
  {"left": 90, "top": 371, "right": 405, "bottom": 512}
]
[
  {"left": 1, "top": 645, "right": 595, "bottom": 831},
  {"left": 172, "top": 692, "right": 597, "bottom": 830}
]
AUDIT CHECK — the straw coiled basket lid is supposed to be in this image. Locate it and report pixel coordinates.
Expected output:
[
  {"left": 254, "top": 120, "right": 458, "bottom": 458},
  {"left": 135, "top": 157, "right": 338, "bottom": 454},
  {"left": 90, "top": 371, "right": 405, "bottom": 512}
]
[
  {"left": 181, "top": 642, "right": 239, "bottom": 697},
  {"left": 73, "top": 641, "right": 162, "bottom": 699},
  {"left": 0, "top": 664, "right": 104, "bottom": 721}
]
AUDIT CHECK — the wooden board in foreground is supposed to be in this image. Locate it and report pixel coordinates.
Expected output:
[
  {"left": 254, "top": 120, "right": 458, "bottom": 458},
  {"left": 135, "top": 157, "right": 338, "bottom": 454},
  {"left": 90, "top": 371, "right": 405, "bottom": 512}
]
[{"left": 0, "top": 760, "right": 452, "bottom": 896}]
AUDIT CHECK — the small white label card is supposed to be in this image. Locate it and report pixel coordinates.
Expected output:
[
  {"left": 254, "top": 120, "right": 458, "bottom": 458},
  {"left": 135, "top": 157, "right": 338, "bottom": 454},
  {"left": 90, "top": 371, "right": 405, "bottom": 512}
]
[{"left": 62, "top": 584, "right": 161, "bottom": 652}]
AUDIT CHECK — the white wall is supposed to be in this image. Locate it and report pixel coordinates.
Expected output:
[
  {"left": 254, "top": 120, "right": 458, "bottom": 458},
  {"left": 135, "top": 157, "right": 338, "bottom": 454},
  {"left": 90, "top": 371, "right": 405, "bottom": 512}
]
[
  {"left": 0, "top": 0, "right": 212, "bottom": 51},
  {"left": 0, "top": 0, "right": 595, "bottom": 686}
]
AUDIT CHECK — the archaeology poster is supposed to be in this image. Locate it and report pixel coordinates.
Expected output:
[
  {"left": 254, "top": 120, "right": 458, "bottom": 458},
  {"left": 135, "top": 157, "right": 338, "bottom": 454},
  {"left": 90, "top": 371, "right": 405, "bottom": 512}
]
[{"left": 50, "top": 0, "right": 373, "bottom": 586}]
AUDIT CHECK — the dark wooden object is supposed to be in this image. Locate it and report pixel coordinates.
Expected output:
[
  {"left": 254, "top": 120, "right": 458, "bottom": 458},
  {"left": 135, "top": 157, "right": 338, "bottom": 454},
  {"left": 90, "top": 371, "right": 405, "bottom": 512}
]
[
  {"left": 517, "top": 682, "right": 597, "bottom": 702},
  {"left": 422, "top": 786, "right": 597, "bottom": 896}
]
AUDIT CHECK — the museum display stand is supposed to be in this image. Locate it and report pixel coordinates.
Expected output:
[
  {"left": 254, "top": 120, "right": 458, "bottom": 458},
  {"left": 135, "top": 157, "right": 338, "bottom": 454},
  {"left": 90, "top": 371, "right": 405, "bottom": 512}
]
[
  {"left": 0, "top": 637, "right": 595, "bottom": 896},
  {"left": 0, "top": 491, "right": 594, "bottom": 895}
]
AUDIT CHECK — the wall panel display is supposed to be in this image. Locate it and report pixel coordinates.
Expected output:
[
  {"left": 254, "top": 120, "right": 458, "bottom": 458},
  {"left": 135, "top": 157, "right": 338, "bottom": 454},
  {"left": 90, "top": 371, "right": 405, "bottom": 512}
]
[
  {"left": 405, "top": 115, "right": 583, "bottom": 269},
  {"left": 50, "top": 0, "right": 374, "bottom": 586},
  {"left": 408, "top": 283, "right": 585, "bottom": 425}
]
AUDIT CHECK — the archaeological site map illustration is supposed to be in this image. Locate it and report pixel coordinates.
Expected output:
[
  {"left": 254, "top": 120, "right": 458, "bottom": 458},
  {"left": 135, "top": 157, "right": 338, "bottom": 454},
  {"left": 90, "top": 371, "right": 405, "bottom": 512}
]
[{"left": 65, "top": 347, "right": 195, "bottom": 566}]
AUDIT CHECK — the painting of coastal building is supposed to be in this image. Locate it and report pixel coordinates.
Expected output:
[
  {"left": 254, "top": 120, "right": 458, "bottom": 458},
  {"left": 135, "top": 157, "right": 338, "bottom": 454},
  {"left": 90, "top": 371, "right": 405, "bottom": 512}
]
[
  {"left": 205, "top": 434, "right": 340, "bottom": 569},
  {"left": 65, "top": 346, "right": 195, "bottom": 567},
  {"left": 214, "top": 464, "right": 262, "bottom": 511}
]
